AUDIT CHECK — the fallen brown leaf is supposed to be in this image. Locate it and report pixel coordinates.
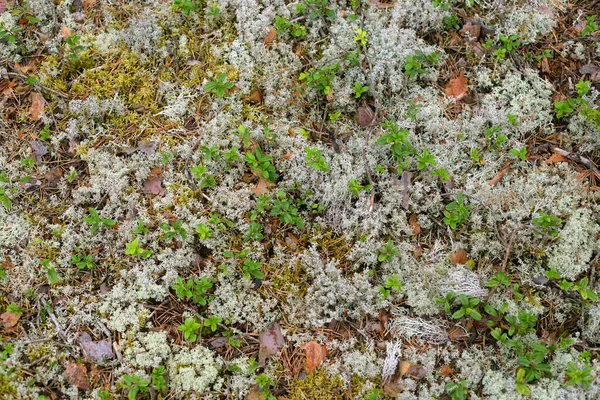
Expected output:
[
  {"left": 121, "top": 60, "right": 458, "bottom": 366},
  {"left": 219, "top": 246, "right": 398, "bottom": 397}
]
[
  {"left": 449, "top": 249, "right": 469, "bottom": 265},
  {"left": 29, "top": 92, "right": 45, "bottom": 121},
  {"left": 409, "top": 214, "right": 421, "bottom": 234},
  {"left": 300, "top": 341, "right": 327, "bottom": 372},
  {"left": 444, "top": 71, "right": 468, "bottom": 99},
  {"left": 355, "top": 104, "right": 375, "bottom": 127},
  {"left": 60, "top": 26, "right": 71, "bottom": 38},
  {"left": 407, "top": 364, "right": 427, "bottom": 380},
  {"left": 1, "top": 312, "right": 20, "bottom": 328},
  {"left": 65, "top": 363, "right": 90, "bottom": 391},
  {"left": 546, "top": 152, "right": 569, "bottom": 164},
  {"left": 460, "top": 22, "right": 481, "bottom": 40},
  {"left": 398, "top": 361, "right": 411, "bottom": 376},
  {"left": 264, "top": 26, "right": 276, "bottom": 45},
  {"left": 248, "top": 88, "right": 263, "bottom": 104},
  {"left": 440, "top": 364, "right": 454, "bottom": 376},
  {"left": 252, "top": 178, "right": 270, "bottom": 195}
]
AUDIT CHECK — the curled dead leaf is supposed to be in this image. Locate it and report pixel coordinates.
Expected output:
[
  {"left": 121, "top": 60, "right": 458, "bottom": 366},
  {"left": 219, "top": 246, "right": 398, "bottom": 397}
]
[
  {"left": 252, "top": 178, "right": 270, "bottom": 195},
  {"left": 258, "top": 322, "right": 285, "bottom": 366},
  {"left": 444, "top": 71, "right": 468, "bottom": 100},
  {"left": 355, "top": 104, "right": 375, "bottom": 127},
  {"left": 264, "top": 26, "right": 276, "bottom": 45},
  {"left": 409, "top": 214, "right": 421, "bottom": 234}
]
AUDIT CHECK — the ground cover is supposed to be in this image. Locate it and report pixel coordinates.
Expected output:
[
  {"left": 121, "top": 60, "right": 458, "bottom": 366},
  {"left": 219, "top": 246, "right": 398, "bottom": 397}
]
[{"left": 1, "top": 0, "right": 600, "bottom": 399}]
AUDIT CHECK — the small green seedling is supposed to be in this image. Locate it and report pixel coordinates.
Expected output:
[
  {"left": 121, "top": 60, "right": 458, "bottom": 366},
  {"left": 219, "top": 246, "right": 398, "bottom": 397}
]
[
  {"left": 299, "top": 63, "right": 340, "bottom": 96},
  {"left": 84, "top": 208, "right": 116, "bottom": 234},
  {"left": 403, "top": 54, "right": 426, "bottom": 78},
  {"left": 573, "top": 277, "right": 598, "bottom": 302},
  {"left": 380, "top": 275, "right": 402, "bottom": 299},
  {"left": 581, "top": 15, "right": 598, "bottom": 37},
  {"left": 453, "top": 294, "right": 481, "bottom": 321},
  {"left": 72, "top": 250, "right": 94, "bottom": 270},
  {"left": 172, "top": 0, "right": 200, "bottom": 15},
  {"left": 329, "top": 112, "right": 341, "bottom": 124},
  {"left": 120, "top": 374, "right": 150, "bottom": 400},
  {"left": 0, "top": 187, "right": 11, "bottom": 210},
  {"left": 205, "top": 73, "right": 234, "bottom": 98},
  {"left": 532, "top": 212, "right": 562, "bottom": 236},
  {"left": 241, "top": 259, "right": 264, "bottom": 280},
  {"left": 353, "top": 82, "right": 369, "bottom": 98},
  {"left": 353, "top": 28, "right": 368, "bottom": 46},
  {"left": 305, "top": 147, "right": 330, "bottom": 172},
  {"left": 125, "top": 238, "right": 152, "bottom": 258},
  {"left": 244, "top": 147, "right": 278, "bottom": 182},
  {"left": 348, "top": 178, "right": 371, "bottom": 196},
  {"left": 196, "top": 223, "right": 212, "bottom": 240},
  {"left": 160, "top": 219, "right": 187, "bottom": 241},
  {"left": 445, "top": 379, "right": 468, "bottom": 400},
  {"left": 509, "top": 147, "right": 527, "bottom": 161},
  {"left": 416, "top": 149, "right": 436, "bottom": 170},
  {"left": 203, "top": 315, "right": 222, "bottom": 332},
  {"left": 565, "top": 362, "right": 595, "bottom": 388},
  {"left": 178, "top": 318, "right": 201, "bottom": 341},
  {"left": 443, "top": 193, "right": 472, "bottom": 230},
  {"left": 66, "top": 34, "right": 84, "bottom": 61},
  {"left": 151, "top": 366, "right": 167, "bottom": 391},
  {"left": 270, "top": 190, "right": 304, "bottom": 228},
  {"left": 486, "top": 271, "right": 511, "bottom": 288},
  {"left": 39, "top": 125, "right": 50, "bottom": 141},
  {"left": 377, "top": 240, "right": 398, "bottom": 262},
  {"left": 244, "top": 222, "right": 264, "bottom": 241}
]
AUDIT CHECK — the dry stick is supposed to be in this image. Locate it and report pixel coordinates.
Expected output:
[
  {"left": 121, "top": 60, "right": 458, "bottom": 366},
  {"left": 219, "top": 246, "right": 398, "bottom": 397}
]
[
  {"left": 532, "top": 143, "right": 600, "bottom": 180},
  {"left": 501, "top": 229, "right": 517, "bottom": 272}
]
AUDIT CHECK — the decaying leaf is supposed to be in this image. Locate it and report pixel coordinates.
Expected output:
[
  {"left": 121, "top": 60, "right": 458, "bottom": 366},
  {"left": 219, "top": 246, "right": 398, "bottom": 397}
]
[
  {"left": 264, "top": 26, "right": 277, "bottom": 45},
  {"left": 248, "top": 88, "right": 263, "bottom": 104},
  {"left": 65, "top": 363, "right": 90, "bottom": 391},
  {"left": 407, "top": 364, "right": 427, "bottom": 380},
  {"left": 440, "top": 364, "right": 454, "bottom": 376},
  {"left": 258, "top": 321, "right": 285, "bottom": 366},
  {"left": 78, "top": 333, "right": 114, "bottom": 362},
  {"left": 444, "top": 71, "right": 468, "bottom": 99},
  {"left": 546, "top": 152, "right": 569, "bottom": 164},
  {"left": 449, "top": 249, "right": 469, "bottom": 265},
  {"left": 31, "top": 140, "right": 48, "bottom": 164},
  {"left": 459, "top": 22, "right": 481, "bottom": 39},
  {"left": 144, "top": 168, "right": 165, "bottom": 196},
  {"left": 29, "top": 92, "right": 45, "bottom": 121},
  {"left": 300, "top": 341, "right": 327, "bottom": 372},
  {"left": 398, "top": 361, "right": 411, "bottom": 376},
  {"left": 580, "top": 63, "right": 600, "bottom": 82},
  {"left": 44, "top": 167, "right": 63, "bottom": 184},
  {"left": 252, "top": 178, "right": 270, "bottom": 195},
  {"left": 1, "top": 312, "right": 20, "bottom": 328},
  {"left": 409, "top": 214, "right": 421, "bottom": 235},
  {"left": 355, "top": 104, "right": 375, "bottom": 127}
]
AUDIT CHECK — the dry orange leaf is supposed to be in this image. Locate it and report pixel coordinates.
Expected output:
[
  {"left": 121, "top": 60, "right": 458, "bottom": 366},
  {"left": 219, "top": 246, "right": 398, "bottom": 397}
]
[
  {"left": 444, "top": 71, "right": 468, "bottom": 99},
  {"left": 29, "top": 92, "right": 45, "bottom": 121},
  {"left": 252, "top": 178, "right": 270, "bottom": 195},
  {"left": 440, "top": 364, "right": 454, "bottom": 376},
  {"left": 264, "top": 26, "right": 276, "bottom": 45},
  {"left": 546, "top": 152, "right": 569, "bottom": 163},
  {"left": 1, "top": 312, "right": 20, "bottom": 328},
  {"left": 247, "top": 88, "right": 263, "bottom": 104},
  {"left": 300, "top": 341, "right": 327, "bottom": 372},
  {"left": 398, "top": 361, "right": 411, "bottom": 376},
  {"left": 409, "top": 214, "right": 421, "bottom": 234},
  {"left": 60, "top": 26, "right": 71, "bottom": 38},
  {"left": 449, "top": 249, "right": 469, "bottom": 265}
]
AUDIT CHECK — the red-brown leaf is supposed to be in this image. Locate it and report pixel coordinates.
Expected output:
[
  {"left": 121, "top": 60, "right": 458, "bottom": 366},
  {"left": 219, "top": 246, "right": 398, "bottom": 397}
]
[
  {"left": 264, "top": 27, "right": 276, "bottom": 45},
  {"left": 449, "top": 249, "right": 469, "bottom": 265},
  {"left": 65, "top": 363, "right": 90, "bottom": 391},
  {"left": 300, "top": 341, "right": 327, "bottom": 372},
  {"left": 258, "top": 322, "right": 285, "bottom": 366},
  {"left": 1, "top": 312, "right": 20, "bottom": 328},
  {"left": 444, "top": 71, "right": 468, "bottom": 100},
  {"left": 29, "top": 92, "right": 45, "bottom": 121}
]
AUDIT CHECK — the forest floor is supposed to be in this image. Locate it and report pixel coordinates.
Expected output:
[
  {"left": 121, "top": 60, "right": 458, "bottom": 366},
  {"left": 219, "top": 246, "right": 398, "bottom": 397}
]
[{"left": 2, "top": 0, "right": 600, "bottom": 399}]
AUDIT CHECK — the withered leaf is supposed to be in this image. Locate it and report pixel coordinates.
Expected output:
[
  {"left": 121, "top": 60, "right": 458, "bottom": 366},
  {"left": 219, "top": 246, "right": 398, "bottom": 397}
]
[
  {"left": 444, "top": 71, "right": 468, "bottom": 99},
  {"left": 143, "top": 176, "right": 165, "bottom": 196},
  {"left": 248, "top": 88, "right": 263, "bottom": 104},
  {"left": 264, "top": 26, "right": 277, "bottom": 45},
  {"left": 488, "top": 164, "right": 510, "bottom": 186},
  {"left": 407, "top": 364, "right": 427, "bottom": 380},
  {"left": 78, "top": 333, "right": 114, "bottom": 362},
  {"left": 29, "top": 92, "right": 45, "bottom": 121},
  {"left": 459, "top": 22, "right": 481, "bottom": 39},
  {"left": 449, "top": 249, "right": 469, "bottom": 265},
  {"left": 44, "top": 167, "right": 63, "bottom": 184},
  {"left": 31, "top": 140, "right": 48, "bottom": 164},
  {"left": 355, "top": 104, "right": 375, "bottom": 127},
  {"left": 65, "top": 363, "right": 90, "bottom": 391},
  {"left": 409, "top": 214, "right": 421, "bottom": 234},
  {"left": 440, "top": 364, "right": 454, "bottom": 376},
  {"left": 300, "top": 341, "right": 327, "bottom": 372},
  {"left": 252, "top": 178, "right": 270, "bottom": 195},
  {"left": 1, "top": 312, "right": 20, "bottom": 328},
  {"left": 258, "top": 321, "right": 285, "bottom": 366}
]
